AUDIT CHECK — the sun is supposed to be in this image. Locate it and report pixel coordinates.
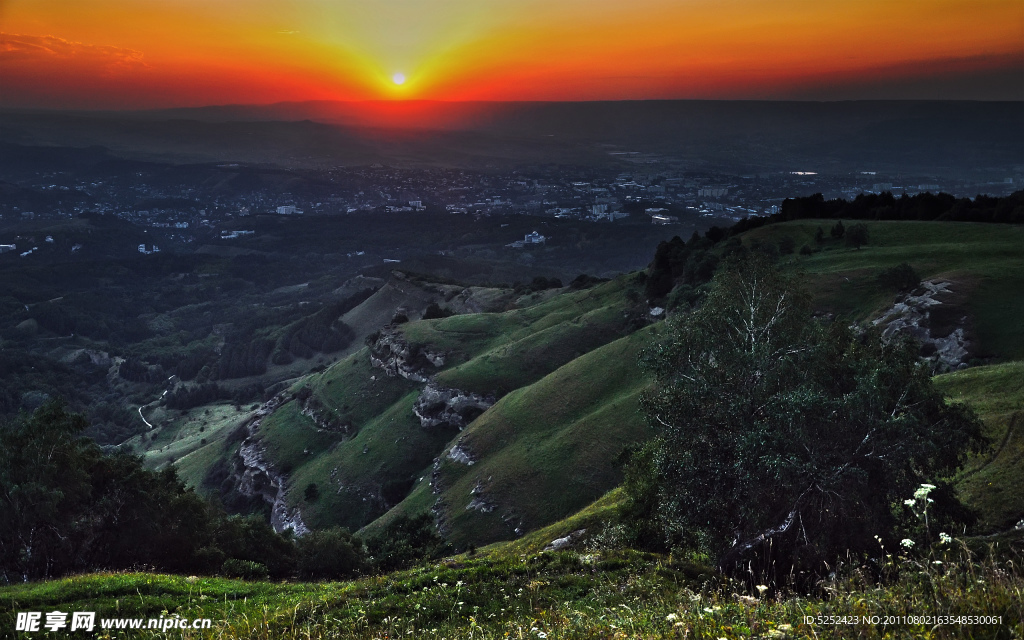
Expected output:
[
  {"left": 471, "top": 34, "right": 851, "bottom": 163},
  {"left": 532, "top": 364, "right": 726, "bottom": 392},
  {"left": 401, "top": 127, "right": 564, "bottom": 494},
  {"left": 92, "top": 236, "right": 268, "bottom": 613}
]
[{"left": 392, "top": 73, "right": 406, "bottom": 85}]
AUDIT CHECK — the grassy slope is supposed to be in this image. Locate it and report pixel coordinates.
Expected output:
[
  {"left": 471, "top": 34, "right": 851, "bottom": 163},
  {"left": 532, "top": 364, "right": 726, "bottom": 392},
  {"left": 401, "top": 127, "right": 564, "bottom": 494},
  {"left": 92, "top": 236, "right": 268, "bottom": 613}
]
[
  {"left": 377, "top": 326, "right": 658, "bottom": 547},
  {"left": 158, "top": 221, "right": 1022, "bottom": 546},
  {"left": 3, "top": 544, "right": 1020, "bottom": 640},
  {"left": 935, "top": 361, "right": 1024, "bottom": 532},
  {"left": 746, "top": 221, "right": 1024, "bottom": 359},
  {"left": 262, "top": 277, "right": 642, "bottom": 533},
  {"left": 129, "top": 403, "right": 251, "bottom": 478},
  {"left": 399, "top": 276, "right": 635, "bottom": 396}
]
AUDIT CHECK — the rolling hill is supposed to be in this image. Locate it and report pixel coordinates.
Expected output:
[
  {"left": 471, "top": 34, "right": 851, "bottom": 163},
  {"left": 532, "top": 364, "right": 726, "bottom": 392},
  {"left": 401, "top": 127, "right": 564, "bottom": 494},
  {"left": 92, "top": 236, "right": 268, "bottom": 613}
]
[{"left": 159, "top": 218, "right": 1024, "bottom": 551}]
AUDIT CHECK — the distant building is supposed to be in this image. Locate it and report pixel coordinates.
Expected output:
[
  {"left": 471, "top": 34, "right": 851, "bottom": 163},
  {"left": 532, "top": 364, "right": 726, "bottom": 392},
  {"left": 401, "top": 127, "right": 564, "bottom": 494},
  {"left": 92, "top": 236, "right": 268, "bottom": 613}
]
[
  {"left": 524, "top": 231, "right": 546, "bottom": 244},
  {"left": 591, "top": 204, "right": 608, "bottom": 216},
  {"left": 917, "top": 184, "right": 941, "bottom": 192},
  {"left": 0, "top": 244, "right": 16, "bottom": 254},
  {"left": 276, "top": 205, "right": 301, "bottom": 215},
  {"left": 872, "top": 183, "right": 893, "bottom": 192},
  {"left": 698, "top": 186, "right": 728, "bottom": 198},
  {"left": 220, "top": 230, "right": 255, "bottom": 239},
  {"left": 138, "top": 244, "right": 160, "bottom": 255},
  {"left": 651, "top": 214, "right": 679, "bottom": 225},
  {"left": 45, "top": 236, "right": 54, "bottom": 243}
]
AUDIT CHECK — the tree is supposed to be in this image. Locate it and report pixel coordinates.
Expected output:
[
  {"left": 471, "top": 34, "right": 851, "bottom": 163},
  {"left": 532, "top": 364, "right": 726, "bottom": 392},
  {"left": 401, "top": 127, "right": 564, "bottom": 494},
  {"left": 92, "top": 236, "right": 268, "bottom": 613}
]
[
  {"left": 877, "top": 263, "right": 920, "bottom": 292},
  {"left": 830, "top": 220, "right": 846, "bottom": 239},
  {"left": 632, "top": 255, "right": 985, "bottom": 582},
  {"left": 296, "top": 527, "right": 367, "bottom": 580},
  {"left": 846, "top": 223, "right": 869, "bottom": 249}
]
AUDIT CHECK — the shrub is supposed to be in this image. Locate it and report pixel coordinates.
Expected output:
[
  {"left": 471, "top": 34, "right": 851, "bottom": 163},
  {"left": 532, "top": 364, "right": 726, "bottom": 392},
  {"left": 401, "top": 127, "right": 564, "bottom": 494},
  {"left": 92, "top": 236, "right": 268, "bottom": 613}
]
[
  {"left": 877, "top": 262, "right": 920, "bottom": 292},
  {"left": 296, "top": 528, "right": 367, "bottom": 580},
  {"left": 221, "top": 558, "right": 270, "bottom": 581},
  {"left": 304, "top": 482, "right": 320, "bottom": 502},
  {"left": 846, "top": 223, "right": 869, "bottom": 249},
  {"left": 422, "top": 302, "right": 455, "bottom": 320}
]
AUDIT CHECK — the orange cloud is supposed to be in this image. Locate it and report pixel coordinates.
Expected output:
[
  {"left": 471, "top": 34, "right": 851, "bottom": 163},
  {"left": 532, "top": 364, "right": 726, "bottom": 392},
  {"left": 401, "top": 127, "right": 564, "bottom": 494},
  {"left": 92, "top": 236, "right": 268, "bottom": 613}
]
[{"left": 0, "top": 32, "right": 147, "bottom": 72}]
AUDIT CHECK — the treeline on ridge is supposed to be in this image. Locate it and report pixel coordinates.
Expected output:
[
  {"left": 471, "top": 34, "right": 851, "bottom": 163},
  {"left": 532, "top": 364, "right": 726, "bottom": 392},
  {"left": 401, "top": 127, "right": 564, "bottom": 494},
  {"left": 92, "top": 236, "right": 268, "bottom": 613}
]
[
  {"left": 733, "top": 190, "right": 1024, "bottom": 236},
  {"left": 645, "top": 190, "right": 1022, "bottom": 305}
]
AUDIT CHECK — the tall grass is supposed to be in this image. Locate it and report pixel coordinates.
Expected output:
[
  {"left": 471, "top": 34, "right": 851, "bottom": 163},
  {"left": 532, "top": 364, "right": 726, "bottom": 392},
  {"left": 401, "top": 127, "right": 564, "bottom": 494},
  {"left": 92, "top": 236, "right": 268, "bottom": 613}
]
[{"left": 7, "top": 540, "right": 1020, "bottom": 639}]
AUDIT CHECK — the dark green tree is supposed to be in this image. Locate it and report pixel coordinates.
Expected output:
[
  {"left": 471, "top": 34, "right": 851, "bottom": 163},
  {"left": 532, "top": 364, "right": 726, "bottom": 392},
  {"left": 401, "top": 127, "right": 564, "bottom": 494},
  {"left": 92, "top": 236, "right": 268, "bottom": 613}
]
[
  {"left": 846, "top": 223, "right": 869, "bottom": 249},
  {"left": 830, "top": 220, "right": 846, "bottom": 239},
  {"left": 0, "top": 401, "right": 95, "bottom": 581},
  {"left": 877, "top": 263, "right": 920, "bottom": 292},
  {"left": 364, "top": 514, "right": 447, "bottom": 572},
  {"left": 632, "top": 255, "right": 985, "bottom": 581},
  {"left": 296, "top": 527, "right": 367, "bottom": 580}
]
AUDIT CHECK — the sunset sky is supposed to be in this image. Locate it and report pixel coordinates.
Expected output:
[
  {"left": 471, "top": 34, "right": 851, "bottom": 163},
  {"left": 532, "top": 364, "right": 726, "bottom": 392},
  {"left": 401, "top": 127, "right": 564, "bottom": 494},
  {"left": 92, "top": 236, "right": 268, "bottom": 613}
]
[{"left": 1, "top": 0, "right": 1022, "bottom": 109}]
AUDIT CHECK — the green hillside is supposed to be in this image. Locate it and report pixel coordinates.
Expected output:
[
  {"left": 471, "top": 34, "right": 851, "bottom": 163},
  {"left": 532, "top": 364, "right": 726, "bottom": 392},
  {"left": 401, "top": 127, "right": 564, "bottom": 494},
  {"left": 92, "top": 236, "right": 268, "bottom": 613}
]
[
  {"left": 935, "top": 361, "right": 1024, "bottom": 532},
  {"left": 419, "top": 327, "right": 656, "bottom": 547},
  {"left": 166, "top": 275, "right": 648, "bottom": 536},
  {"left": 6, "top": 219, "right": 1024, "bottom": 639},
  {"left": 746, "top": 220, "right": 1024, "bottom": 358},
  {"left": 154, "top": 219, "right": 1024, "bottom": 551}
]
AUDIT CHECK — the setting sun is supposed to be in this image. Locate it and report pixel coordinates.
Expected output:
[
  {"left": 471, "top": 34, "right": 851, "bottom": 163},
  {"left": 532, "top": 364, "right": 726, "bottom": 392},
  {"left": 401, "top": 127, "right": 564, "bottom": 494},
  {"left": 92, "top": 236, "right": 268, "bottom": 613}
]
[{"left": 0, "top": 0, "right": 1020, "bottom": 106}]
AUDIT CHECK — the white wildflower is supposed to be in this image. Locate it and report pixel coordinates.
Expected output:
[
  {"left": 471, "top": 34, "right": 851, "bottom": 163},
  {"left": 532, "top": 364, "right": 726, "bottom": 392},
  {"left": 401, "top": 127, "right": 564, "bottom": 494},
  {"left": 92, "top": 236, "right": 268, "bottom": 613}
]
[
  {"left": 900, "top": 538, "right": 915, "bottom": 548},
  {"left": 666, "top": 613, "right": 678, "bottom": 622},
  {"left": 914, "top": 484, "right": 936, "bottom": 501},
  {"left": 939, "top": 532, "right": 952, "bottom": 545}
]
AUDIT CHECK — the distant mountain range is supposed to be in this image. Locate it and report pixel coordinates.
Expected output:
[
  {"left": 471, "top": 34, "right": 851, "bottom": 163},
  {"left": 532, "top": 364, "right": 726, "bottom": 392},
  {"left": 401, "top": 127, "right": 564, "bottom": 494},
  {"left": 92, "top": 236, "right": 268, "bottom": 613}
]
[{"left": 1, "top": 100, "right": 1021, "bottom": 174}]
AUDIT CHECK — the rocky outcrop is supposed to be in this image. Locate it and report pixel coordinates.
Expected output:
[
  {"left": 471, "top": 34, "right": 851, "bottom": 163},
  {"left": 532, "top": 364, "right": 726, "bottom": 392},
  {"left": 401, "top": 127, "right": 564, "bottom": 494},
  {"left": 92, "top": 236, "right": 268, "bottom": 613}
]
[
  {"left": 414, "top": 382, "right": 494, "bottom": 429},
  {"left": 299, "top": 395, "right": 352, "bottom": 433},
  {"left": 447, "top": 440, "right": 476, "bottom": 465},
  {"left": 544, "top": 529, "right": 587, "bottom": 551},
  {"left": 466, "top": 480, "right": 496, "bottom": 513},
  {"left": 872, "top": 280, "right": 973, "bottom": 372},
  {"left": 368, "top": 326, "right": 445, "bottom": 382},
  {"left": 234, "top": 396, "right": 309, "bottom": 536}
]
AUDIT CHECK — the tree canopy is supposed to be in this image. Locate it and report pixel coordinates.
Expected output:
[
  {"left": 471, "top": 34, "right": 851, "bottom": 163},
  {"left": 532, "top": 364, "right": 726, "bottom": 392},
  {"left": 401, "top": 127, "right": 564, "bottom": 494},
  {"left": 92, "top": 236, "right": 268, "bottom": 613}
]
[{"left": 631, "top": 255, "right": 986, "bottom": 581}]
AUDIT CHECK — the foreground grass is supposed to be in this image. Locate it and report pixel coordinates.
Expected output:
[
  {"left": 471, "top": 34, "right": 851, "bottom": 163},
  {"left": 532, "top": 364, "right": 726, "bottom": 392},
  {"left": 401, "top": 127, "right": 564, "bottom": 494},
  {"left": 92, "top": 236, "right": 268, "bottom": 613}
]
[{"left": 3, "top": 542, "right": 1021, "bottom": 639}]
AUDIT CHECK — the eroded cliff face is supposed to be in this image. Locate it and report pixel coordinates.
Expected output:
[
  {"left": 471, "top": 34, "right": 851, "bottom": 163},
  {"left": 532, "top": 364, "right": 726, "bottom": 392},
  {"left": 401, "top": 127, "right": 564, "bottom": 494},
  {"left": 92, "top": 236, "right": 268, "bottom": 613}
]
[
  {"left": 367, "top": 326, "right": 445, "bottom": 382},
  {"left": 233, "top": 396, "right": 309, "bottom": 536},
  {"left": 414, "top": 383, "right": 495, "bottom": 430},
  {"left": 299, "top": 395, "right": 353, "bottom": 433},
  {"left": 872, "top": 280, "right": 974, "bottom": 372}
]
